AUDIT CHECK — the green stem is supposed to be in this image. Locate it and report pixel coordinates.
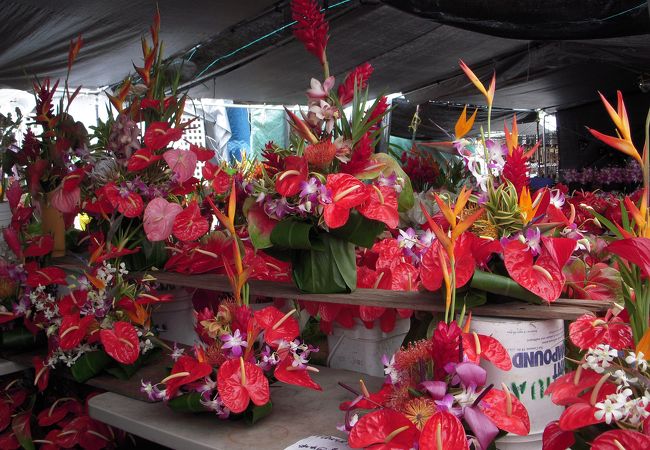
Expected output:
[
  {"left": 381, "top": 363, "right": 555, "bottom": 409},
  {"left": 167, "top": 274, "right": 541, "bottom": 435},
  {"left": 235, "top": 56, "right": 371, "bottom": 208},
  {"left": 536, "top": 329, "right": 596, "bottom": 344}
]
[{"left": 449, "top": 256, "right": 456, "bottom": 323}]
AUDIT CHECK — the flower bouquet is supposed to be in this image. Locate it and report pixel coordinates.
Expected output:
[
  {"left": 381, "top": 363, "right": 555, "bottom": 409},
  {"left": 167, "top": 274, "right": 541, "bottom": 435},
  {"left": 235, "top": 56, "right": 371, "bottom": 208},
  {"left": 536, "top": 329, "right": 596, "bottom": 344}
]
[
  {"left": 338, "top": 320, "right": 530, "bottom": 449},
  {"left": 244, "top": 0, "right": 413, "bottom": 293},
  {"left": 82, "top": 11, "right": 218, "bottom": 271},
  {"left": 144, "top": 192, "right": 322, "bottom": 423},
  {"left": 0, "top": 374, "right": 133, "bottom": 450},
  {"left": 25, "top": 250, "right": 166, "bottom": 385},
  {"left": 8, "top": 37, "right": 87, "bottom": 257}
]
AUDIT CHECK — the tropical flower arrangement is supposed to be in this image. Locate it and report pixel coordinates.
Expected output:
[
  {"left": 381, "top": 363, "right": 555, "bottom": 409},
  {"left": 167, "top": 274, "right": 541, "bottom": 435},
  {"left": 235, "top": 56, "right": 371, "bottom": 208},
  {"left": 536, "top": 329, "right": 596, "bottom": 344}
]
[
  {"left": 338, "top": 320, "right": 530, "bottom": 449},
  {"left": 244, "top": 0, "right": 413, "bottom": 294},
  {"left": 143, "top": 191, "right": 322, "bottom": 422},
  {"left": 0, "top": 373, "right": 133, "bottom": 450},
  {"left": 24, "top": 249, "right": 167, "bottom": 386},
  {"left": 81, "top": 11, "right": 221, "bottom": 271},
  {"left": 562, "top": 161, "right": 642, "bottom": 191}
]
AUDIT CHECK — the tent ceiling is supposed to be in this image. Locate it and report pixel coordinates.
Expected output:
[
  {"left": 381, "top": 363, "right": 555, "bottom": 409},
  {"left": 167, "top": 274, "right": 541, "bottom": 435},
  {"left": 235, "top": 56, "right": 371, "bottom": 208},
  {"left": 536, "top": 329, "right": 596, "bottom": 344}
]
[{"left": 0, "top": 0, "right": 647, "bottom": 113}]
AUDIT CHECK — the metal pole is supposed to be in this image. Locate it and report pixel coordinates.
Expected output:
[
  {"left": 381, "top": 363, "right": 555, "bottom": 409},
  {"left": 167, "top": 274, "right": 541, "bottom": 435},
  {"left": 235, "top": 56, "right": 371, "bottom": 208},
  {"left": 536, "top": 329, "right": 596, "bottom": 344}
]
[
  {"left": 378, "top": 98, "right": 393, "bottom": 154},
  {"left": 541, "top": 114, "right": 547, "bottom": 177}
]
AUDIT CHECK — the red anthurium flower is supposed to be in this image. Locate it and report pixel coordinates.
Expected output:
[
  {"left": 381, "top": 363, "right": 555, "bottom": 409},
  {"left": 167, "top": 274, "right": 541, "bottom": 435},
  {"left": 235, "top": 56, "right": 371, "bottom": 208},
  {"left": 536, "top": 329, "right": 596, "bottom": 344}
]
[
  {"left": 23, "top": 235, "right": 54, "bottom": 257},
  {"left": 0, "top": 401, "right": 10, "bottom": 433},
  {"left": 569, "top": 313, "right": 633, "bottom": 351},
  {"left": 37, "top": 398, "right": 81, "bottom": 427},
  {"left": 143, "top": 197, "right": 183, "bottom": 242},
  {"left": 135, "top": 290, "right": 173, "bottom": 305},
  {"left": 480, "top": 388, "right": 530, "bottom": 435},
  {"left": 563, "top": 260, "right": 621, "bottom": 301},
  {"left": 127, "top": 148, "right": 162, "bottom": 171},
  {"left": 357, "top": 184, "right": 399, "bottom": 229},
  {"left": 163, "top": 148, "right": 197, "bottom": 183},
  {"left": 143, "top": 122, "right": 183, "bottom": 150},
  {"left": 349, "top": 409, "right": 418, "bottom": 450},
  {"left": 254, "top": 306, "right": 299, "bottom": 347},
  {"left": 103, "top": 183, "right": 144, "bottom": 218},
  {"left": 462, "top": 332, "right": 512, "bottom": 370},
  {"left": 323, "top": 173, "right": 369, "bottom": 229},
  {"left": 544, "top": 368, "right": 602, "bottom": 406},
  {"left": 275, "top": 156, "right": 308, "bottom": 197},
  {"left": 99, "top": 321, "right": 140, "bottom": 365},
  {"left": 390, "top": 263, "right": 419, "bottom": 291},
  {"left": 0, "top": 431, "right": 18, "bottom": 449},
  {"left": 170, "top": 176, "right": 200, "bottom": 196},
  {"left": 163, "top": 356, "right": 213, "bottom": 398},
  {"left": 189, "top": 143, "right": 214, "bottom": 162},
  {"left": 592, "top": 429, "right": 650, "bottom": 449},
  {"left": 59, "top": 314, "right": 95, "bottom": 350},
  {"left": 217, "top": 358, "right": 270, "bottom": 414},
  {"left": 33, "top": 357, "right": 50, "bottom": 392},
  {"left": 172, "top": 202, "right": 209, "bottom": 241},
  {"left": 202, "top": 162, "right": 232, "bottom": 194},
  {"left": 542, "top": 421, "right": 575, "bottom": 450},
  {"left": 26, "top": 267, "right": 67, "bottom": 287},
  {"left": 339, "top": 383, "right": 392, "bottom": 411},
  {"left": 558, "top": 402, "right": 604, "bottom": 431},
  {"left": 608, "top": 237, "right": 650, "bottom": 276},
  {"left": 274, "top": 355, "right": 322, "bottom": 391},
  {"left": 419, "top": 411, "right": 468, "bottom": 450},
  {"left": 420, "top": 233, "right": 475, "bottom": 292},
  {"left": 50, "top": 184, "right": 80, "bottom": 213},
  {"left": 504, "top": 237, "right": 575, "bottom": 302}
]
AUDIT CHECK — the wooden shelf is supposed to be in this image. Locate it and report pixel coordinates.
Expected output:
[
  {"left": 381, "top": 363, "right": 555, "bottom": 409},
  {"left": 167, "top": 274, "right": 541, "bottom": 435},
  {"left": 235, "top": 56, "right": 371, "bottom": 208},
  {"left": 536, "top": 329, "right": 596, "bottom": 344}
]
[
  {"left": 137, "top": 271, "right": 611, "bottom": 321},
  {"left": 88, "top": 366, "right": 379, "bottom": 450}
]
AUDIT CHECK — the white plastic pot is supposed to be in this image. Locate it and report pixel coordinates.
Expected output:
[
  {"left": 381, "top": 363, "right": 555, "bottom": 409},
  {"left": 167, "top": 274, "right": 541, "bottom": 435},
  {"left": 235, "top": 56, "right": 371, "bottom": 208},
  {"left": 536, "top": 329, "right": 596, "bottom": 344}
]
[
  {"left": 0, "top": 202, "right": 11, "bottom": 228},
  {"left": 327, "top": 318, "right": 410, "bottom": 377},
  {"left": 470, "top": 317, "right": 565, "bottom": 450},
  {"left": 151, "top": 288, "right": 196, "bottom": 345}
]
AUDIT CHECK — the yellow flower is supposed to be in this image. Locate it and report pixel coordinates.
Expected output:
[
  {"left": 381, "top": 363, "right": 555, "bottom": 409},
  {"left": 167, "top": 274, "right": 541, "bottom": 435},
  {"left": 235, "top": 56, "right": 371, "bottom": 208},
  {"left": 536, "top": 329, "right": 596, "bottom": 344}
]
[{"left": 403, "top": 397, "right": 436, "bottom": 430}]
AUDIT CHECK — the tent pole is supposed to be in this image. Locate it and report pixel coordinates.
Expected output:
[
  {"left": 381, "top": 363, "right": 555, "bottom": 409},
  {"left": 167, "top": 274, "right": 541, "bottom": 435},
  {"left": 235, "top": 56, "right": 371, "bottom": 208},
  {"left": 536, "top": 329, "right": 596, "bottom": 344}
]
[
  {"left": 542, "top": 114, "right": 547, "bottom": 177},
  {"left": 378, "top": 98, "right": 392, "bottom": 154}
]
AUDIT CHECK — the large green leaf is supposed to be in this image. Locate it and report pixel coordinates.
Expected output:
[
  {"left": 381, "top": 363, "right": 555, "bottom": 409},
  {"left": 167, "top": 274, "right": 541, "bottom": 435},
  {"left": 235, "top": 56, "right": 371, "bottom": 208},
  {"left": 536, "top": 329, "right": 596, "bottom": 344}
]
[
  {"left": 106, "top": 347, "right": 162, "bottom": 380},
  {"left": 244, "top": 197, "right": 277, "bottom": 249},
  {"left": 11, "top": 410, "right": 33, "bottom": 450},
  {"left": 470, "top": 269, "right": 544, "bottom": 304},
  {"left": 291, "top": 233, "right": 356, "bottom": 293},
  {"left": 0, "top": 327, "right": 43, "bottom": 351},
  {"left": 245, "top": 401, "right": 273, "bottom": 424},
  {"left": 356, "top": 153, "right": 414, "bottom": 212},
  {"left": 330, "top": 210, "right": 384, "bottom": 249},
  {"left": 168, "top": 393, "right": 207, "bottom": 413},
  {"left": 70, "top": 350, "right": 112, "bottom": 382},
  {"left": 270, "top": 219, "right": 314, "bottom": 250}
]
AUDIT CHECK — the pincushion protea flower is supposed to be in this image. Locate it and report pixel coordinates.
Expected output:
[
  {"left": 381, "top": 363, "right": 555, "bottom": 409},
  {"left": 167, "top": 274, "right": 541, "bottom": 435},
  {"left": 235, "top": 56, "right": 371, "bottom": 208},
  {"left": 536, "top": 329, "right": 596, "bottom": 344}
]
[{"left": 304, "top": 141, "right": 337, "bottom": 168}]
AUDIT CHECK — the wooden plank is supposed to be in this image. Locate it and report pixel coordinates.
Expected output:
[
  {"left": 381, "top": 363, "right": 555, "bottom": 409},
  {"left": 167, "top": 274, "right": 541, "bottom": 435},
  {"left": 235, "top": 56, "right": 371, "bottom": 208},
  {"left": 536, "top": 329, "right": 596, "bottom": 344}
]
[
  {"left": 137, "top": 271, "right": 607, "bottom": 320},
  {"left": 88, "top": 366, "right": 381, "bottom": 450}
]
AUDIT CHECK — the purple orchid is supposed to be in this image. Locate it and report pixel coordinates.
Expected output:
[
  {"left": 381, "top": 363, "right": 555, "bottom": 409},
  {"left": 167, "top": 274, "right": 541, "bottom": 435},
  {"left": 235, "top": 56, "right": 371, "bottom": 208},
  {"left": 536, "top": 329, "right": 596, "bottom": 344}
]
[
  {"left": 520, "top": 227, "right": 542, "bottom": 256},
  {"left": 220, "top": 329, "right": 248, "bottom": 357}
]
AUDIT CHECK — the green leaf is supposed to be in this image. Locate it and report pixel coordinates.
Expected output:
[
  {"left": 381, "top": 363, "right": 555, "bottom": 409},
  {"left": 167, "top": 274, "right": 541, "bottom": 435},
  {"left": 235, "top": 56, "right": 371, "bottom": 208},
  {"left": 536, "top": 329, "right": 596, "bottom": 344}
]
[
  {"left": 245, "top": 401, "right": 273, "bottom": 424},
  {"left": 469, "top": 269, "right": 544, "bottom": 304},
  {"left": 70, "top": 350, "right": 112, "bottom": 382},
  {"left": 11, "top": 410, "right": 34, "bottom": 450},
  {"left": 457, "top": 289, "right": 487, "bottom": 310},
  {"left": 329, "top": 210, "right": 384, "bottom": 248},
  {"left": 106, "top": 347, "right": 162, "bottom": 380},
  {"left": 0, "top": 327, "right": 43, "bottom": 351},
  {"left": 168, "top": 393, "right": 207, "bottom": 413},
  {"left": 270, "top": 219, "right": 314, "bottom": 250},
  {"left": 291, "top": 233, "right": 356, "bottom": 293}
]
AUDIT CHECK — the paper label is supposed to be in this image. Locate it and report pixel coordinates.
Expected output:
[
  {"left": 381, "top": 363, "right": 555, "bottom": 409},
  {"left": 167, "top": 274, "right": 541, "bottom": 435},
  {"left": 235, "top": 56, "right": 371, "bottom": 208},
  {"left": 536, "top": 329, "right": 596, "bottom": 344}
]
[{"left": 284, "top": 435, "right": 351, "bottom": 450}]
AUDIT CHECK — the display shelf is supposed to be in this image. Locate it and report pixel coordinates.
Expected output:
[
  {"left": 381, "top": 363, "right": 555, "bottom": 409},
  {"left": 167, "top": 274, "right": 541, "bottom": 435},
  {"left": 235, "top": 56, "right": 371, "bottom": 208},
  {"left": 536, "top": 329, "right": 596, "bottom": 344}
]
[
  {"left": 0, "top": 358, "right": 27, "bottom": 376},
  {"left": 88, "top": 366, "right": 380, "bottom": 450},
  {"left": 135, "top": 271, "right": 612, "bottom": 320}
]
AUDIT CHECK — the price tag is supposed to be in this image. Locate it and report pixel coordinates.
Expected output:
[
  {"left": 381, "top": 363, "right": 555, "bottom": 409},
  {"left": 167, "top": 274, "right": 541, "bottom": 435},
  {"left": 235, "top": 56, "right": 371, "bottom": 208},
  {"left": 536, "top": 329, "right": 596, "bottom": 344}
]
[{"left": 283, "top": 435, "right": 351, "bottom": 450}]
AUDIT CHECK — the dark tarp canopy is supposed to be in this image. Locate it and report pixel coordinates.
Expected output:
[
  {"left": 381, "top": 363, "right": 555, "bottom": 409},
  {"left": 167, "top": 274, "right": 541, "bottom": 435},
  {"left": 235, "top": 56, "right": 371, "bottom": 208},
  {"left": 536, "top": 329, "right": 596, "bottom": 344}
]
[{"left": 0, "top": 0, "right": 647, "bottom": 114}]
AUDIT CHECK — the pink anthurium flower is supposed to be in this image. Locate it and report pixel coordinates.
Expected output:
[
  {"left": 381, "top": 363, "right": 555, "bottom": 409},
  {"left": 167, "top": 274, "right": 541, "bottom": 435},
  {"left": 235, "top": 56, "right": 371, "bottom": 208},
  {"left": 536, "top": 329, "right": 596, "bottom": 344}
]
[
  {"left": 164, "top": 148, "right": 198, "bottom": 183},
  {"left": 50, "top": 184, "right": 80, "bottom": 213},
  {"left": 143, "top": 198, "right": 183, "bottom": 242}
]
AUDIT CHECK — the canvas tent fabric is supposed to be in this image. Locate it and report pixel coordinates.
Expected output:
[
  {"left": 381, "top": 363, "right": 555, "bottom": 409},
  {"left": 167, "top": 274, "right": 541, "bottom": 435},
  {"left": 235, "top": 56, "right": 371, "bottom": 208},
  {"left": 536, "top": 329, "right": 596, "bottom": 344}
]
[{"left": 0, "top": 0, "right": 647, "bottom": 114}]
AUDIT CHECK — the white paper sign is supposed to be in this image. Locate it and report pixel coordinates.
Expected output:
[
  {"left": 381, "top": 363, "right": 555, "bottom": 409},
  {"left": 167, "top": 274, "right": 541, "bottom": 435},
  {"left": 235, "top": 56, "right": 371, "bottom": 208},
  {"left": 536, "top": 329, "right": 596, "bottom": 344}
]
[{"left": 284, "top": 435, "right": 351, "bottom": 450}]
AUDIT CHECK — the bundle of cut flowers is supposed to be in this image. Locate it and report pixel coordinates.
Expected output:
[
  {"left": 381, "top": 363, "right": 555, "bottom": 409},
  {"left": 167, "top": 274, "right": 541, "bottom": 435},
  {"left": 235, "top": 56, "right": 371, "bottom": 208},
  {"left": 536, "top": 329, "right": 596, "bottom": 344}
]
[
  {"left": 143, "top": 189, "right": 321, "bottom": 422},
  {"left": 338, "top": 320, "right": 530, "bottom": 449},
  {"left": 81, "top": 11, "right": 221, "bottom": 271},
  {"left": 0, "top": 374, "right": 133, "bottom": 450},
  {"left": 24, "top": 247, "right": 168, "bottom": 386},
  {"left": 244, "top": 0, "right": 413, "bottom": 293}
]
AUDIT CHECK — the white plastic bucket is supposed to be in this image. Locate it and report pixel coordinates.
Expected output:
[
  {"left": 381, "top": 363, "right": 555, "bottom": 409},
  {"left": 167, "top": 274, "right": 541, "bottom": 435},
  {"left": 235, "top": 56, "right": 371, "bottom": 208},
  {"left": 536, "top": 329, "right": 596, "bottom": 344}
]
[
  {"left": 0, "top": 202, "right": 11, "bottom": 228},
  {"left": 152, "top": 288, "right": 196, "bottom": 345},
  {"left": 327, "top": 318, "right": 410, "bottom": 377},
  {"left": 470, "top": 317, "right": 565, "bottom": 450}
]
